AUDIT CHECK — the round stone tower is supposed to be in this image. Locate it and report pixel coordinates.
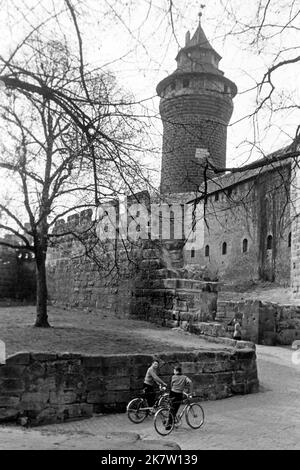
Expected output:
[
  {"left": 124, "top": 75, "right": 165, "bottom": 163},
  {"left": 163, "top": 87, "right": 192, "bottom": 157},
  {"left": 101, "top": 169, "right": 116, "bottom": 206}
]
[{"left": 157, "top": 18, "right": 237, "bottom": 194}]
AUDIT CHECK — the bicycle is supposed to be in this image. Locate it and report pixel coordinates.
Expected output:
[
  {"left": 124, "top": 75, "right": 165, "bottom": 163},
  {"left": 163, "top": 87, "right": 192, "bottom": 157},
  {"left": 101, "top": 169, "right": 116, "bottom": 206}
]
[
  {"left": 127, "top": 385, "right": 170, "bottom": 424},
  {"left": 153, "top": 392, "right": 204, "bottom": 436}
]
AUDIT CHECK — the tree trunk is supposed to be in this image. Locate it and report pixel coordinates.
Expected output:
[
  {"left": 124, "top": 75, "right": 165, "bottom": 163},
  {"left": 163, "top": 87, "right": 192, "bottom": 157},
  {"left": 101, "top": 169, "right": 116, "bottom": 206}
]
[{"left": 34, "top": 246, "right": 50, "bottom": 328}]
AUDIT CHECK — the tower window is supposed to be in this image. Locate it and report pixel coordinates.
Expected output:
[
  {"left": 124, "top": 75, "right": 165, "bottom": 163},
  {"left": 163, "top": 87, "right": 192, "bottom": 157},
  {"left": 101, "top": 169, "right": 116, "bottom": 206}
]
[
  {"left": 183, "top": 79, "right": 190, "bottom": 88},
  {"left": 267, "top": 235, "right": 273, "bottom": 250},
  {"left": 159, "top": 210, "right": 163, "bottom": 240},
  {"left": 242, "top": 238, "right": 248, "bottom": 253},
  {"left": 205, "top": 245, "right": 210, "bottom": 257},
  {"left": 222, "top": 242, "right": 227, "bottom": 255},
  {"left": 215, "top": 192, "right": 219, "bottom": 201},
  {"left": 191, "top": 248, "right": 195, "bottom": 258},
  {"left": 288, "top": 232, "right": 291, "bottom": 248},
  {"left": 170, "top": 210, "right": 174, "bottom": 239}
]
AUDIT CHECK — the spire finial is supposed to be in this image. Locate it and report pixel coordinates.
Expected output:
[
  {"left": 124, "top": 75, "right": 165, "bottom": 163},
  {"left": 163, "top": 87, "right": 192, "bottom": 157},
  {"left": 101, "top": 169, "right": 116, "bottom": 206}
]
[{"left": 198, "top": 4, "right": 206, "bottom": 24}]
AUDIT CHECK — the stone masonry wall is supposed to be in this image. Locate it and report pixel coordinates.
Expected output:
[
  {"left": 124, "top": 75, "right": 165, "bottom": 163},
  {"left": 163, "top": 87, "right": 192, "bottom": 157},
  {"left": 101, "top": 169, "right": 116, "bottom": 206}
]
[
  {"left": 47, "top": 196, "right": 218, "bottom": 322},
  {"left": 159, "top": 93, "right": 232, "bottom": 193},
  {"left": 186, "top": 165, "right": 291, "bottom": 286},
  {"left": 215, "top": 299, "right": 300, "bottom": 345},
  {"left": 0, "top": 348, "right": 258, "bottom": 425},
  {"left": 47, "top": 207, "right": 143, "bottom": 315}
]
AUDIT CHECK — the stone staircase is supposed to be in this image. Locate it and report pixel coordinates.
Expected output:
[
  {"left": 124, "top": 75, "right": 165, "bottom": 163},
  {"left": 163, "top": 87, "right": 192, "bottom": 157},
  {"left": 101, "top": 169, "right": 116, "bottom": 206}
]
[{"left": 131, "top": 240, "right": 218, "bottom": 327}]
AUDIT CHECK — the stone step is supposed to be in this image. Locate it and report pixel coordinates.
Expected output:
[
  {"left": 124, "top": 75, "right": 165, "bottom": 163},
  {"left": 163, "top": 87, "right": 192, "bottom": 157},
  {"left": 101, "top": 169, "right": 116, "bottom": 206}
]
[{"left": 161, "top": 278, "right": 218, "bottom": 291}]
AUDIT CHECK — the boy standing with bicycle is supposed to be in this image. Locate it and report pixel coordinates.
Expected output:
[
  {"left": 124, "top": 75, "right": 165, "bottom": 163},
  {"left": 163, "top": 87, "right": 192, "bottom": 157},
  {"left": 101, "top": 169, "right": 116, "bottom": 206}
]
[{"left": 166, "top": 365, "right": 193, "bottom": 430}]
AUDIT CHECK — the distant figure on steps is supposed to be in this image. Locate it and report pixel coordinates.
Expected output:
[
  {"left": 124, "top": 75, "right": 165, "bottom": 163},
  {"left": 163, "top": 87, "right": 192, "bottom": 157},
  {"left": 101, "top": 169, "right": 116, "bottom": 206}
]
[{"left": 233, "top": 318, "right": 242, "bottom": 341}]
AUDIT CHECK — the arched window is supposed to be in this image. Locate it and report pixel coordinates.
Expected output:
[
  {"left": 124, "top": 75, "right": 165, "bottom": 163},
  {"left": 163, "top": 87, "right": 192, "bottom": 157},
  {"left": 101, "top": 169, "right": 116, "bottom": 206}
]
[
  {"left": 191, "top": 248, "right": 195, "bottom": 258},
  {"left": 267, "top": 235, "right": 273, "bottom": 250},
  {"left": 242, "top": 238, "right": 248, "bottom": 253},
  {"left": 288, "top": 232, "right": 291, "bottom": 248},
  {"left": 222, "top": 242, "right": 227, "bottom": 255},
  {"left": 205, "top": 245, "right": 210, "bottom": 257}
]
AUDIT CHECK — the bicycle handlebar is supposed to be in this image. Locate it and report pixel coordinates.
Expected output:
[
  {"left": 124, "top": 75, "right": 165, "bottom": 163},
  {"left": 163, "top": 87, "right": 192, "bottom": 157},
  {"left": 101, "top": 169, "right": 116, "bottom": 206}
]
[{"left": 159, "top": 385, "right": 167, "bottom": 391}]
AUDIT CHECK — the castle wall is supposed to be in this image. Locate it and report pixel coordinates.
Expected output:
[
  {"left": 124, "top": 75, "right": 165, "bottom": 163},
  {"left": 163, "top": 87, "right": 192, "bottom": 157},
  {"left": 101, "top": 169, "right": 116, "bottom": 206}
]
[
  {"left": 46, "top": 194, "right": 218, "bottom": 321},
  {"left": 47, "top": 227, "right": 140, "bottom": 315},
  {"left": 47, "top": 162, "right": 292, "bottom": 318},
  {"left": 184, "top": 165, "right": 291, "bottom": 285}
]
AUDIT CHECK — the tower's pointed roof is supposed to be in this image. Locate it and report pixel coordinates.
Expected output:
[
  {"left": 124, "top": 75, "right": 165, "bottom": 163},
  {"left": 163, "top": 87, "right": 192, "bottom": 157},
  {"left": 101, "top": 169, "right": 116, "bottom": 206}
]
[
  {"left": 179, "top": 16, "right": 222, "bottom": 61},
  {"left": 174, "top": 15, "right": 222, "bottom": 74},
  {"left": 186, "top": 21, "right": 215, "bottom": 52}
]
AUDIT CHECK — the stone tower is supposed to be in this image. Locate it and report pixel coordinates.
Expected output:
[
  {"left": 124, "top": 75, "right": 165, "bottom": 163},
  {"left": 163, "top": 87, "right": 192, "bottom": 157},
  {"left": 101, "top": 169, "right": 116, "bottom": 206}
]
[{"left": 157, "top": 18, "right": 237, "bottom": 194}]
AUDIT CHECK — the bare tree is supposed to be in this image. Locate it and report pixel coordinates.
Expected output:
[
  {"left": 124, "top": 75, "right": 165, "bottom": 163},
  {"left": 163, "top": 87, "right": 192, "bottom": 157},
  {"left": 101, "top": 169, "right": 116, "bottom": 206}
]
[{"left": 0, "top": 27, "right": 155, "bottom": 327}]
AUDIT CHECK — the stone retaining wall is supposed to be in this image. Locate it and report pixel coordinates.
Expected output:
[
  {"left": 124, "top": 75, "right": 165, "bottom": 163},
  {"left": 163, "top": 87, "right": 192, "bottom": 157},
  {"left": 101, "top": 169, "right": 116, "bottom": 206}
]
[
  {"left": 215, "top": 299, "right": 300, "bottom": 345},
  {"left": 0, "top": 348, "right": 258, "bottom": 425}
]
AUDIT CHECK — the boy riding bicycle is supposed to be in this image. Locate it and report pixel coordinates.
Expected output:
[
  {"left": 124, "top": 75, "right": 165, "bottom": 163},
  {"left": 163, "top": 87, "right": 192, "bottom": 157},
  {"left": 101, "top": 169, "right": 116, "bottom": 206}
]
[
  {"left": 143, "top": 359, "right": 167, "bottom": 409},
  {"left": 166, "top": 365, "right": 193, "bottom": 430}
]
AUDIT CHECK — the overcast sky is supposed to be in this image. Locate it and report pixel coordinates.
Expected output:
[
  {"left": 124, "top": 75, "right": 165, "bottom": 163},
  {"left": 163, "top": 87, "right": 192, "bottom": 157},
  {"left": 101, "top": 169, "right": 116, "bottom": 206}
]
[{"left": 1, "top": 0, "right": 299, "bottom": 171}]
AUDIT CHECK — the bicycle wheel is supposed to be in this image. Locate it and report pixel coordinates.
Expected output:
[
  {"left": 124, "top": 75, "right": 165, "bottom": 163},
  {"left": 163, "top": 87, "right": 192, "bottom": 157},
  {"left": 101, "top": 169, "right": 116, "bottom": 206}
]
[
  {"left": 127, "top": 398, "right": 148, "bottom": 423},
  {"left": 185, "top": 403, "right": 204, "bottom": 429},
  {"left": 154, "top": 407, "right": 174, "bottom": 436}
]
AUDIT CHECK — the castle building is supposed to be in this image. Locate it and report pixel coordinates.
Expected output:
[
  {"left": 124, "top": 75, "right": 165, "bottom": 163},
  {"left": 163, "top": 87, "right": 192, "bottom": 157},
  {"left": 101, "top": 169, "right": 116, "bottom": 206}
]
[
  {"left": 157, "top": 18, "right": 237, "bottom": 194},
  {"left": 42, "top": 18, "right": 300, "bottom": 344},
  {"left": 157, "top": 19, "right": 292, "bottom": 287}
]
